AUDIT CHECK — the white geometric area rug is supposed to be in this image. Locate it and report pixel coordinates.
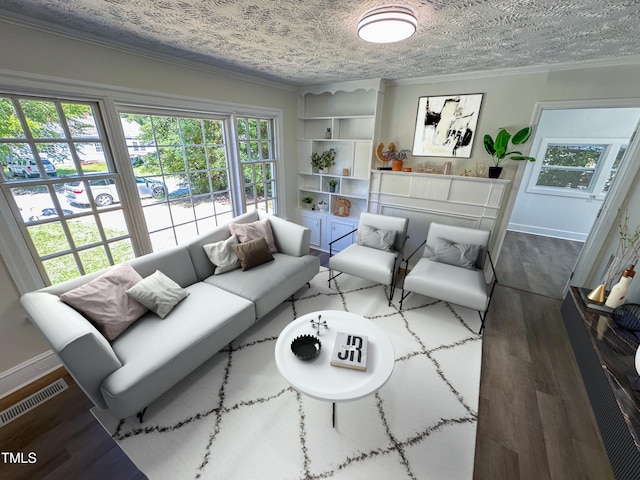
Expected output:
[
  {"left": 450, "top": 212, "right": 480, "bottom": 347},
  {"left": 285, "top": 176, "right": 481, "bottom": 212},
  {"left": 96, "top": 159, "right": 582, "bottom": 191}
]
[{"left": 92, "top": 268, "right": 483, "bottom": 480}]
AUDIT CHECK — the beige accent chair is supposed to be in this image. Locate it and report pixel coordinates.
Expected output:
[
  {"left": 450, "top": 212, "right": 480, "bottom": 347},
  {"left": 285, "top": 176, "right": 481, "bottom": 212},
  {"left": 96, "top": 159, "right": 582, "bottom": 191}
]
[
  {"left": 328, "top": 212, "right": 409, "bottom": 305},
  {"left": 400, "top": 222, "right": 497, "bottom": 334}
]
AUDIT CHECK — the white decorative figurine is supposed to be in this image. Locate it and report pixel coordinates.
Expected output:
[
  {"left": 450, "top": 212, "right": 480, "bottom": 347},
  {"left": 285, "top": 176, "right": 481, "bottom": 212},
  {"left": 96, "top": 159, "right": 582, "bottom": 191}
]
[{"left": 605, "top": 264, "right": 636, "bottom": 308}]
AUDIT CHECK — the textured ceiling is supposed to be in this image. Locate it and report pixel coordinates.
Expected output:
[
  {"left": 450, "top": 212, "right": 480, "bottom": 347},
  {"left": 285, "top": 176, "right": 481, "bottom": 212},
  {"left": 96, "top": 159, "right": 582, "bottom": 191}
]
[{"left": 2, "top": 0, "right": 640, "bottom": 86}]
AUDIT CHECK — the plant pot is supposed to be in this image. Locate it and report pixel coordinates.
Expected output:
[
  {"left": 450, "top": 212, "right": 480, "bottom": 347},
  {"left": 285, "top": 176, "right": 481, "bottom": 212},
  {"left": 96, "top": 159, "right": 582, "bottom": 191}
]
[
  {"left": 329, "top": 186, "right": 336, "bottom": 193},
  {"left": 488, "top": 166, "right": 503, "bottom": 179},
  {"left": 392, "top": 160, "right": 403, "bottom": 171}
]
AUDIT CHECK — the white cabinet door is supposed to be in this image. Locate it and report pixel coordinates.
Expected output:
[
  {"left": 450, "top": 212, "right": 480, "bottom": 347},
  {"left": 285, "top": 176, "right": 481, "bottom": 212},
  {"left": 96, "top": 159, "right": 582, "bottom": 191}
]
[
  {"left": 300, "top": 212, "right": 322, "bottom": 248},
  {"left": 328, "top": 218, "right": 358, "bottom": 253}
]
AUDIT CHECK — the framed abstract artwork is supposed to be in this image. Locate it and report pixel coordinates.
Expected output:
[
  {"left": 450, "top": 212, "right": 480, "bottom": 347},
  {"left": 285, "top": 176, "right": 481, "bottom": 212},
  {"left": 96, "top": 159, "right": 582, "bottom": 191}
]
[{"left": 412, "top": 93, "right": 483, "bottom": 158}]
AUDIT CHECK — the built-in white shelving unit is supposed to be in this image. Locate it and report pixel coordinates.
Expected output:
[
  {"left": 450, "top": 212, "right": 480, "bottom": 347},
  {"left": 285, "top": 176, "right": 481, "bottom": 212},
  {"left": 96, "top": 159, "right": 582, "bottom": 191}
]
[{"left": 296, "top": 80, "right": 384, "bottom": 252}]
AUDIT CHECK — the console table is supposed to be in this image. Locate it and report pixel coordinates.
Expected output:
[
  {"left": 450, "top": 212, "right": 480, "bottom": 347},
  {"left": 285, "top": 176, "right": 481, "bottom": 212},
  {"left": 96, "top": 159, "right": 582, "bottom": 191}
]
[{"left": 562, "top": 287, "right": 640, "bottom": 479}]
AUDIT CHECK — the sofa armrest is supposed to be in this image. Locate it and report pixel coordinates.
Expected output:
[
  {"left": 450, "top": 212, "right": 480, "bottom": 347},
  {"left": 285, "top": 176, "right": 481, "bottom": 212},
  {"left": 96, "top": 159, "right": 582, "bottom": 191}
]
[
  {"left": 259, "top": 212, "right": 310, "bottom": 257},
  {"left": 20, "top": 291, "right": 122, "bottom": 409}
]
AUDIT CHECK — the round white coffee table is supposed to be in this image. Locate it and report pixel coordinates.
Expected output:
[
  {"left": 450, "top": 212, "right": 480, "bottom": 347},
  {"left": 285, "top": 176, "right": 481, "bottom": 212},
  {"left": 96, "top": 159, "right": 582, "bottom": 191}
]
[{"left": 275, "top": 310, "right": 395, "bottom": 426}]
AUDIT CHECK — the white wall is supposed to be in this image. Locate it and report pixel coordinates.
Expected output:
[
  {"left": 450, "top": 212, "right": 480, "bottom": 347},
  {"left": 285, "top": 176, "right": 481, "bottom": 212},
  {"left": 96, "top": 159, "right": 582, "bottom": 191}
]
[
  {"left": 508, "top": 108, "right": 640, "bottom": 241},
  {"left": 380, "top": 68, "right": 640, "bottom": 256},
  {"left": 0, "top": 20, "right": 297, "bottom": 378}
]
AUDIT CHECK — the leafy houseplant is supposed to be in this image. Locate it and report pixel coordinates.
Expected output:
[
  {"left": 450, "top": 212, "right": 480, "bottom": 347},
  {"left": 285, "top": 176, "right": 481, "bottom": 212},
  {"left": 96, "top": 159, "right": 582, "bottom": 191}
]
[
  {"left": 483, "top": 127, "right": 535, "bottom": 178},
  {"left": 301, "top": 196, "right": 313, "bottom": 209},
  {"left": 310, "top": 148, "right": 336, "bottom": 173},
  {"left": 328, "top": 178, "right": 338, "bottom": 192}
]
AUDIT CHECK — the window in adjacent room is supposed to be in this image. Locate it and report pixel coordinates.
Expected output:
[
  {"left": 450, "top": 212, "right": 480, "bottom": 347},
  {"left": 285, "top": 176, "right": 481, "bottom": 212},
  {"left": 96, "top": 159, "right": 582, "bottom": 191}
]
[{"left": 527, "top": 138, "right": 629, "bottom": 199}]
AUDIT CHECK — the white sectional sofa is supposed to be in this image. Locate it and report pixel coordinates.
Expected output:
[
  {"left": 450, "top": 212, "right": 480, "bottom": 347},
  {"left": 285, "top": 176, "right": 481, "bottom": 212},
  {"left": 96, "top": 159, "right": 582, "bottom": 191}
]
[{"left": 20, "top": 210, "right": 320, "bottom": 420}]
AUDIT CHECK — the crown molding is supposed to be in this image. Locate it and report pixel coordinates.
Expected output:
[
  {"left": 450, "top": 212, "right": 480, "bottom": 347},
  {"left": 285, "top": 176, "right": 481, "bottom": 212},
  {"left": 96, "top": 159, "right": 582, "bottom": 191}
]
[
  {"left": 386, "top": 55, "right": 640, "bottom": 87},
  {"left": 0, "top": 13, "right": 296, "bottom": 92}
]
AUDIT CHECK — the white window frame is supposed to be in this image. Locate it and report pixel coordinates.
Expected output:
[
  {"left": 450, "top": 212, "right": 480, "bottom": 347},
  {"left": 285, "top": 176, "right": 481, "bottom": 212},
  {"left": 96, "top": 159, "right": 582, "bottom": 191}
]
[
  {"left": 0, "top": 72, "right": 285, "bottom": 293},
  {"left": 526, "top": 136, "right": 629, "bottom": 200}
]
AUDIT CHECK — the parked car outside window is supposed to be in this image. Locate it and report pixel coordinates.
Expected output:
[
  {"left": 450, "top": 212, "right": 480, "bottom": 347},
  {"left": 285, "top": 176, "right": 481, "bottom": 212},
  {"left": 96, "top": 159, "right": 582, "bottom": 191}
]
[
  {"left": 8, "top": 159, "right": 57, "bottom": 178},
  {"left": 64, "top": 177, "right": 166, "bottom": 206}
]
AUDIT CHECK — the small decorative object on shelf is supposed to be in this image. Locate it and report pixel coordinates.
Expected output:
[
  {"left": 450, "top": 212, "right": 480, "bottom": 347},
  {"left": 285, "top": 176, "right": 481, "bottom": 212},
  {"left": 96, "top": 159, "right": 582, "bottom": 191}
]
[
  {"left": 342, "top": 168, "right": 350, "bottom": 176},
  {"left": 328, "top": 179, "right": 338, "bottom": 192},
  {"left": 317, "top": 200, "right": 328, "bottom": 212},
  {"left": 291, "top": 334, "right": 322, "bottom": 361},
  {"left": 301, "top": 196, "right": 313, "bottom": 209},
  {"left": 325, "top": 127, "right": 332, "bottom": 139},
  {"left": 333, "top": 197, "right": 351, "bottom": 217},
  {"left": 376, "top": 142, "right": 410, "bottom": 171},
  {"left": 443, "top": 161, "right": 452, "bottom": 175},
  {"left": 606, "top": 264, "right": 636, "bottom": 308},
  {"left": 310, "top": 314, "right": 328, "bottom": 336},
  {"left": 330, "top": 332, "right": 368, "bottom": 371}
]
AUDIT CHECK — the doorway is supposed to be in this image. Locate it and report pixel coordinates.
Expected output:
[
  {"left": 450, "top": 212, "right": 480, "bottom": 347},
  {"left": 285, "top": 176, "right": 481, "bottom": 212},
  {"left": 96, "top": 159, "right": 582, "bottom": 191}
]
[{"left": 498, "top": 106, "right": 640, "bottom": 299}]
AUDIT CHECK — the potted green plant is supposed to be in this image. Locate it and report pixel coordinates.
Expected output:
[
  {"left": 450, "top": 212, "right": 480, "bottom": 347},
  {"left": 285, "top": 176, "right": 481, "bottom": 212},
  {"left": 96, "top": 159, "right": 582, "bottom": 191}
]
[
  {"left": 483, "top": 127, "right": 535, "bottom": 178},
  {"left": 328, "top": 178, "right": 338, "bottom": 193},
  {"left": 301, "top": 196, "right": 313, "bottom": 209},
  {"left": 310, "top": 148, "right": 336, "bottom": 173}
]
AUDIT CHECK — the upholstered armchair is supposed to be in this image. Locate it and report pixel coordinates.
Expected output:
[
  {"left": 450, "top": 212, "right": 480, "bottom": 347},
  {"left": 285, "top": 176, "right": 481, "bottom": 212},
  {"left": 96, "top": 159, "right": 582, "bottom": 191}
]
[
  {"left": 400, "top": 222, "right": 497, "bottom": 334},
  {"left": 329, "top": 212, "right": 409, "bottom": 306}
]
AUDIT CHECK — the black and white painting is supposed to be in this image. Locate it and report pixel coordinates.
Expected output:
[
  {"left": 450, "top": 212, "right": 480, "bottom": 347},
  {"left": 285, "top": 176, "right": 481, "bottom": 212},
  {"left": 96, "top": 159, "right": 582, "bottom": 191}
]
[{"left": 412, "top": 94, "right": 483, "bottom": 158}]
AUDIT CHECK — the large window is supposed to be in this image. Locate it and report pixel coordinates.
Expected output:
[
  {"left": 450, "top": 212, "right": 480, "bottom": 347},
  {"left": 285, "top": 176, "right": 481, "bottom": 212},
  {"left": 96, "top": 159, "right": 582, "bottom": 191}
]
[
  {"left": 1, "top": 92, "right": 281, "bottom": 286},
  {"left": 527, "top": 138, "right": 628, "bottom": 199},
  {"left": 119, "top": 112, "right": 235, "bottom": 251},
  {"left": 0, "top": 95, "right": 135, "bottom": 284},
  {"left": 237, "top": 116, "right": 277, "bottom": 213}
]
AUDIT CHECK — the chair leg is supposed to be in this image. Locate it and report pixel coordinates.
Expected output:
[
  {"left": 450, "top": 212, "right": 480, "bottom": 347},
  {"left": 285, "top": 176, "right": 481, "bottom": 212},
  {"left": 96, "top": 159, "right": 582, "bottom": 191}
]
[
  {"left": 478, "top": 311, "right": 486, "bottom": 335},
  {"left": 399, "top": 288, "right": 409, "bottom": 310}
]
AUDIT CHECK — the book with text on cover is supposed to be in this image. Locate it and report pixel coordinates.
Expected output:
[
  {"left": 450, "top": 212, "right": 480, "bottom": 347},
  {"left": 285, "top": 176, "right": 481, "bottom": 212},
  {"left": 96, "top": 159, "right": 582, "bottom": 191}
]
[{"left": 330, "top": 332, "right": 368, "bottom": 371}]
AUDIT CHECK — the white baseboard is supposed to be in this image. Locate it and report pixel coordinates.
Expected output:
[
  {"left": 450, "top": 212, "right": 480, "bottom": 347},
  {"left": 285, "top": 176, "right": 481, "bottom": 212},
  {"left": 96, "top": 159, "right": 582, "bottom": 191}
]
[
  {"left": 0, "top": 351, "right": 62, "bottom": 399},
  {"left": 507, "top": 223, "right": 588, "bottom": 242}
]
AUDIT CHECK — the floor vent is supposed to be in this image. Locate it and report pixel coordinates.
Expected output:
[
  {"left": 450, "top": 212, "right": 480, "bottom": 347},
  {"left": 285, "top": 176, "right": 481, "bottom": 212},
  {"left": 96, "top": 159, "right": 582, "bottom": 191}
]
[{"left": 0, "top": 378, "right": 68, "bottom": 427}]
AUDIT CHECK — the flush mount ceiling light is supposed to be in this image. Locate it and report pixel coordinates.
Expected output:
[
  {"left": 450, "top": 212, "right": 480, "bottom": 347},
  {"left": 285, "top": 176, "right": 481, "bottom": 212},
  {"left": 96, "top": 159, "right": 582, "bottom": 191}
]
[{"left": 357, "top": 6, "right": 418, "bottom": 44}]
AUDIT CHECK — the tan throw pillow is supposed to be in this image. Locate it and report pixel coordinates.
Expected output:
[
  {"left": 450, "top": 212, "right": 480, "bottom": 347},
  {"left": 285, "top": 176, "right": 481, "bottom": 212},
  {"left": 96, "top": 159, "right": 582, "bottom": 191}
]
[
  {"left": 203, "top": 235, "right": 241, "bottom": 275},
  {"left": 60, "top": 263, "right": 148, "bottom": 341},
  {"left": 125, "top": 270, "right": 190, "bottom": 319},
  {"left": 231, "top": 236, "right": 274, "bottom": 271},
  {"left": 229, "top": 219, "right": 278, "bottom": 253}
]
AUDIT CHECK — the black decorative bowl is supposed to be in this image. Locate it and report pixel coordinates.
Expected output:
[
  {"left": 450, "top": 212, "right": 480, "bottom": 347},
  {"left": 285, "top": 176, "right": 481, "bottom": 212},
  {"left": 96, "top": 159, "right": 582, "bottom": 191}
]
[{"left": 291, "top": 335, "right": 321, "bottom": 360}]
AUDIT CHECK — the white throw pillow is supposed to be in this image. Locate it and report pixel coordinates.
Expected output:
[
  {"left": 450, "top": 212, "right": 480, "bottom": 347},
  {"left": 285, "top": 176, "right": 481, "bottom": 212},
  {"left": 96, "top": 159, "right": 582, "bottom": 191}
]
[
  {"left": 60, "top": 263, "right": 148, "bottom": 341},
  {"left": 356, "top": 224, "right": 397, "bottom": 252},
  {"left": 126, "top": 270, "right": 189, "bottom": 319},
  {"left": 203, "top": 235, "right": 241, "bottom": 275}
]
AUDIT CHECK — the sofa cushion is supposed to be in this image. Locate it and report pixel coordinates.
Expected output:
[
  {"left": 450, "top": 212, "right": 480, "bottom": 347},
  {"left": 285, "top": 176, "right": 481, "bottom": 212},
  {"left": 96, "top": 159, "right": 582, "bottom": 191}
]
[
  {"left": 128, "top": 245, "right": 198, "bottom": 288},
  {"left": 204, "top": 253, "right": 320, "bottom": 319},
  {"left": 126, "top": 270, "right": 190, "bottom": 319},
  {"left": 103, "top": 282, "right": 255, "bottom": 418},
  {"left": 232, "top": 236, "right": 274, "bottom": 271},
  {"left": 229, "top": 218, "right": 277, "bottom": 253},
  {"left": 60, "top": 263, "right": 148, "bottom": 341},
  {"left": 203, "top": 234, "right": 241, "bottom": 275},
  {"left": 185, "top": 210, "right": 260, "bottom": 281}
]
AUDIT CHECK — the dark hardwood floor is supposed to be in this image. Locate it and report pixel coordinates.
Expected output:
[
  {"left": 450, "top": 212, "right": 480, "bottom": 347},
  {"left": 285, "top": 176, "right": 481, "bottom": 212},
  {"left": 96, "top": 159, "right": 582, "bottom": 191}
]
[{"left": 0, "top": 233, "right": 613, "bottom": 479}]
